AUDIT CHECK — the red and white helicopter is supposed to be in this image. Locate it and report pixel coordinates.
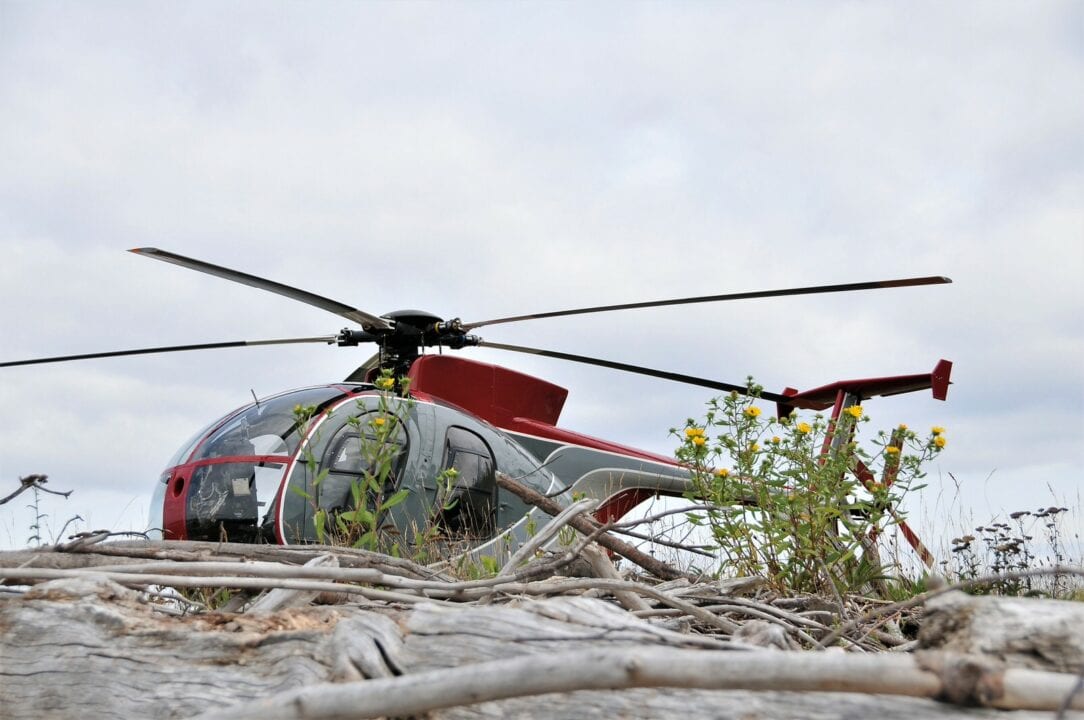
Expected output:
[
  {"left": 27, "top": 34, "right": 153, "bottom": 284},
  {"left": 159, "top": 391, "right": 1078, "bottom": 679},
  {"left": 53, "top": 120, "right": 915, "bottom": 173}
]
[{"left": 2, "top": 249, "right": 952, "bottom": 563}]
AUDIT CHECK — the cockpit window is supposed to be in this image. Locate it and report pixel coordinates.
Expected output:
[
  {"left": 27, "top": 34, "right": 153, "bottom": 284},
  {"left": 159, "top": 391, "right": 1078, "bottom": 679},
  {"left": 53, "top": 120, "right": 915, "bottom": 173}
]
[
  {"left": 317, "top": 411, "right": 408, "bottom": 512},
  {"left": 165, "top": 416, "right": 229, "bottom": 469},
  {"left": 438, "top": 426, "right": 497, "bottom": 540},
  {"left": 190, "top": 387, "right": 343, "bottom": 462},
  {"left": 327, "top": 432, "right": 370, "bottom": 475}
]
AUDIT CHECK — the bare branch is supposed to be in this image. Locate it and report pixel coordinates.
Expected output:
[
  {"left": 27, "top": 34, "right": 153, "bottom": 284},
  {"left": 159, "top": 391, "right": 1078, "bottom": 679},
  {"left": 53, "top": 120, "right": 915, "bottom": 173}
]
[
  {"left": 580, "top": 544, "right": 651, "bottom": 612},
  {"left": 0, "top": 566, "right": 453, "bottom": 605},
  {"left": 497, "top": 498, "right": 598, "bottom": 577},
  {"left": 188, "top": 647, "right": 1084, "bottom": 720},
  {"left": 496, "top": 473, "right": 691, "bottom": 581},
  {"left": 610, "top": 503, "right": 715, "bottom": 529},
  {"left": 607, "top": 525, "right": 716, "bottom": 557},
  {"left": 1, "top": 474, "right": 70, "bottom": 506}
]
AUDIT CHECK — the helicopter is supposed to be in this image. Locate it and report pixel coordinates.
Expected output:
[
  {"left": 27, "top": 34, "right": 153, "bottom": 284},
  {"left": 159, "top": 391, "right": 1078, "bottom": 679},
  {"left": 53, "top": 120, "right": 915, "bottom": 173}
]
[{"left": 2, "top": 248, "right": 953, "bottom": 561}]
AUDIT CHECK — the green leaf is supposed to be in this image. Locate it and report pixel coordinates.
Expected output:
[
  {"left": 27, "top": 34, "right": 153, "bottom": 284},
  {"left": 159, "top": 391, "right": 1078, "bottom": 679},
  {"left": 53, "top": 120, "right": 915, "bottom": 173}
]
[
  {"left": 354, "top": 530, "right": 376, "bottom": 550},
  {"left": 383, "top": 488, "right": 411, "bottom": 509},
  {"left": 340, "top": 507, "right": 375, "bottom": 527}
]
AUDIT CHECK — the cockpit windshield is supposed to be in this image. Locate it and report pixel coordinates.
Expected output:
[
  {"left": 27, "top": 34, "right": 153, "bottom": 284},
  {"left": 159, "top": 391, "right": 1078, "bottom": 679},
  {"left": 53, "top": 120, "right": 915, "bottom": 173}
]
[
  {"left": 189, "top": 386, "right": 344, "bottom": 462},
  {"left": 160, "top": 386, "right": 350, "bottom": 543}
]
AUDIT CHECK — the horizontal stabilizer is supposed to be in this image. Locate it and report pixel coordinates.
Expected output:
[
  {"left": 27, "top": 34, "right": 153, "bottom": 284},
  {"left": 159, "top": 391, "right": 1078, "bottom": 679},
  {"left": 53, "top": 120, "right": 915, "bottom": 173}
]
[{"left": 776, "top": 359, "right": 953, "bottom": 416}]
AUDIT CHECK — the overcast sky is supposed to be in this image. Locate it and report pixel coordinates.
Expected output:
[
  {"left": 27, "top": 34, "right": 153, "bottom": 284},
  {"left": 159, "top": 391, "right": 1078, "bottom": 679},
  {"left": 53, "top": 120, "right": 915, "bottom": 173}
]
[{"left": 1, "top": 2, "right": 1081, "bottom": 559}]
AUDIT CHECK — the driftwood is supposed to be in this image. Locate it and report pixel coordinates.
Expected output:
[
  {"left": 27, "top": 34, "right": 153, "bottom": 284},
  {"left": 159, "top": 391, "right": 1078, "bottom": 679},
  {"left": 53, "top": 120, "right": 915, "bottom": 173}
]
[
  {"left": 919, "top": 590, "right": 1084, "bottom": 673},
  {"left": 496, "top": 498, "right": 599, "bottom": 577},
  {"left": 3, "top": 544, "right": 1084, "bottom": 719},
  {"left": 495, "top": 472, "right": 691, "bottom": 581}
]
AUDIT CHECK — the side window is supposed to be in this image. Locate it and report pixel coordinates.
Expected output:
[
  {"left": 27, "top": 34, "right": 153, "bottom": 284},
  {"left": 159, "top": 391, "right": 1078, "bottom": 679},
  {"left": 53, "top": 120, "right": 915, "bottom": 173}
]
[
  {"left": 439, "top": 427, "right": 497, "bottom": 540},
  {"left": 317, "top": 413, "right": 407, "bottom": 512}
]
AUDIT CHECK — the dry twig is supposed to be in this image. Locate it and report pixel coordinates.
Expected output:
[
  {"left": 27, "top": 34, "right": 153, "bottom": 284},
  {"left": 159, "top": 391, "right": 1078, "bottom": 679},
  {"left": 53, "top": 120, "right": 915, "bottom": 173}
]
[
  {"left": 496, "top": 472, "right": 690, "bottom": 581},
  {"left": 1, "top": 474, "right": 70, "bottom": 506}
]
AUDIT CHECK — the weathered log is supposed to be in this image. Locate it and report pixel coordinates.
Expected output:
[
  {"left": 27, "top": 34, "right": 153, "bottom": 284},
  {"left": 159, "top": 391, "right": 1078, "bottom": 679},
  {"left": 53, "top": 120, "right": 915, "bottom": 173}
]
[
  {"left": 3, "top": 574, "right": 1083, "bottom": 719},
  {"left": 1, "top": 575, "right": 377, "bottom": 720},
  {"left": 0, "top": 539, "right": 446, "bottom": 580},
  {"left": 919, "top": 589, "right": 1084, "bottom": 673}
]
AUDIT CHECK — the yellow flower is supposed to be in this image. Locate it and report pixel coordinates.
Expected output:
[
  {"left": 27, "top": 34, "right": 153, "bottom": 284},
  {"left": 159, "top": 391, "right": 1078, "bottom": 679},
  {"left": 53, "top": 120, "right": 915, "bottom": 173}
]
[
  {"left": 934, "top": 435, "right": 947, "bottom": 448},
  {"left": 771, "top": 436, "right": 781, "bottom": 444},
  {"left": 885, "top": 445, "right": 900, "bottom": 455},
  {"left": 846, "top": 405, "right": 864, "bottom": 419},
  {"left": 898, "top": 423, "right": 908, "bottom": 432},
  {"left": 371, "top": 417, "right": 386, "bottom": 427},
  {"left": 745, "top": 406, "right": 762, "bottom": 418},
  {"left": 931, "top": 425, "right": 945, "bottom": 435},
  {"left": 377, "top": 377, "right": 395, "bottom": 389},
  {"left": 684, "top": 427, "right": 706, "bottom": 439},
  {"left": 797, "top": 422, "right": 812, "bottom": 434},
  {"left": 715, "top": 468, "right": 730, "bottom": 478},
  {"left": 749, "top": 443, "right": 760, "bottom": 453},
  {"left": 692, "top": 436, "right": 706, "bottom": 447}
]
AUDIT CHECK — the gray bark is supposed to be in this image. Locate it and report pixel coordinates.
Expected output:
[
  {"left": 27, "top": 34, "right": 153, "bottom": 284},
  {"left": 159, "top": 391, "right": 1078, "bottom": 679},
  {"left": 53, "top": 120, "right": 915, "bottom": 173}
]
[
  {"left": 3, "top": 573, "right": 1084, "bottom": 720},
  {"left": 919, "top": 589, "right": 1084, "bottom": 673}
]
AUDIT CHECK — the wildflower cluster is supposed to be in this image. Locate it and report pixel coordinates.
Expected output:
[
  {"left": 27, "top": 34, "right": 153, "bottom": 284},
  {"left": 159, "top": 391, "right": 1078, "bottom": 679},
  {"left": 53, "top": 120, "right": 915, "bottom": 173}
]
[{"left": 674, "top": 379, "right": 946, "bottom": 595}]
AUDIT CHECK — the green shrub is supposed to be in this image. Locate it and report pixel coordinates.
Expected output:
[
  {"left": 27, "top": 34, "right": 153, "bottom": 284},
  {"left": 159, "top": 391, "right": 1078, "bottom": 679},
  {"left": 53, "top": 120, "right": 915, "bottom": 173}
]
[{"left": 676, "top": 379, "right": 945, "bottom": 596}]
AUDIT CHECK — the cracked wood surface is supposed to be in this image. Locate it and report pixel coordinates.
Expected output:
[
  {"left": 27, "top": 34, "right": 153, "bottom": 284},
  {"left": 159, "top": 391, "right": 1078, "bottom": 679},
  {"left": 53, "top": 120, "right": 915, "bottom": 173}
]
[
  {"left": 3, "top": 575, "right": 1083, "bottom": 719},
  {"left": 919, "top": 589, "right": 1084, "bottom": 673}
]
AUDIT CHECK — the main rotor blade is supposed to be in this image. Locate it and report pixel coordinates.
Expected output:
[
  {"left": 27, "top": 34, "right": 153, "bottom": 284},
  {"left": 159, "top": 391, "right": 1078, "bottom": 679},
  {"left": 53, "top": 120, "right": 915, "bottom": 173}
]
[
  {"left": 130, "top": 248, "right": 394, "bottom": 331},
  {"left": 481, "top": 341, "right": 809, "bottom": 406},
  {"left": 462, "top": 276, "right": 952, "bottom": 331},
  {"left": 0, "top": 336, "right": 337, "bottom": 368}
]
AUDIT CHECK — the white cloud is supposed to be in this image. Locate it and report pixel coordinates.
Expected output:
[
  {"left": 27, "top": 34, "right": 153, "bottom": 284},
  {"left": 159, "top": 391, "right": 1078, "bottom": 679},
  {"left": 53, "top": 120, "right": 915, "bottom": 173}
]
[{"left": 1, "top": 1, "right": 1081, "bottom": 552}]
